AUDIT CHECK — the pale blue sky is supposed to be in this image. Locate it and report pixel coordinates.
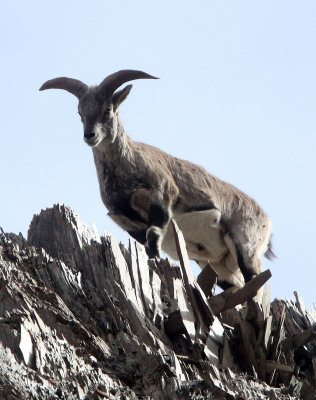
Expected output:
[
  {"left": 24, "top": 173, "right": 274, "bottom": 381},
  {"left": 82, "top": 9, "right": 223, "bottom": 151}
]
[{"left": 1, "top": 1, "right": 315, "bottom": 307}]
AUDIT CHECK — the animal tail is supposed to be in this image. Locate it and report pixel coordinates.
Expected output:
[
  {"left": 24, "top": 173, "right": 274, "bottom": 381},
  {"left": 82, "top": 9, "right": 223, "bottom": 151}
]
[{"left": 264, "top": 237, "right": 276, "bottom": 261}]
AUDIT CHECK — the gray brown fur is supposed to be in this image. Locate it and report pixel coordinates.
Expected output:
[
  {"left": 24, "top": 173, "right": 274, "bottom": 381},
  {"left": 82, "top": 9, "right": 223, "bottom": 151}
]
[{"left": 40, "top": 69, "right": 274, "bottom": 296}]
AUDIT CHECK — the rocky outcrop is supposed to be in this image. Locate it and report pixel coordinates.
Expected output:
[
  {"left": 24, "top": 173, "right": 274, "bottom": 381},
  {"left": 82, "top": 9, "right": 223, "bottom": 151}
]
[{"left": 0, "top": 204, "right": 314, "bottom": 399}]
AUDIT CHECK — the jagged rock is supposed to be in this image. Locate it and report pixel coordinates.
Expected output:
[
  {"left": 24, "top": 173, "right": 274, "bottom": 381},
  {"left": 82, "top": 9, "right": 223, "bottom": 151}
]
[{"left": 0, "top": 204, "right": 314, "bottom": 399}]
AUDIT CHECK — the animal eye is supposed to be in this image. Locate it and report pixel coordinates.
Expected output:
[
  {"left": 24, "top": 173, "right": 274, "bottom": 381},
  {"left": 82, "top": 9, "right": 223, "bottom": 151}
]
[{"left": 103, "top": 108, "right": 111, "bottom": 118}]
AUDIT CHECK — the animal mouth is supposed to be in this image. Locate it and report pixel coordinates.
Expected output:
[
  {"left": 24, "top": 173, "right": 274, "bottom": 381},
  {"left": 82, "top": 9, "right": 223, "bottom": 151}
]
[{"left": 85, "top": 137, "right": 101, "bottom": 147}]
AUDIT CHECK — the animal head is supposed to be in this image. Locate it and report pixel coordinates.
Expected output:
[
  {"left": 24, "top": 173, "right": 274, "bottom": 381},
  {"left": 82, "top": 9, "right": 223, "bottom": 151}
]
[{"left": 40, "top": 70, "right": 158, "bottom": 147}]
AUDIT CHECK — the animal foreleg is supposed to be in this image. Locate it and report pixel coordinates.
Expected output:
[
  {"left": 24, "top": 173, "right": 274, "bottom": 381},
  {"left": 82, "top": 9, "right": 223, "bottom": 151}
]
[{"left": 146, "top": 202, "right": 170, "bottom": 259}]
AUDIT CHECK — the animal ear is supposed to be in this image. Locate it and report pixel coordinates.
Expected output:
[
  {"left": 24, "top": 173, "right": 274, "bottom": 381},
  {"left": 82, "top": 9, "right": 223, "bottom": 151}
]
[{"left": 112, "top": 84, "right": 133, "bottom": 111}]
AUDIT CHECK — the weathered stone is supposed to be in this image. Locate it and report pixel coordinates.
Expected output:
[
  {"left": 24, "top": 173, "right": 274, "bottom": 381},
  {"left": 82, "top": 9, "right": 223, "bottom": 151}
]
[{"left": 0, "top": 204, "right": 313, "bottom": 399}]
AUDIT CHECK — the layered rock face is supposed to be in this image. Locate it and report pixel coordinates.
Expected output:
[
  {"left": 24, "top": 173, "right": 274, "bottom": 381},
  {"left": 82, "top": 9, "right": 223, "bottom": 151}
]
[{"left": 0, "top": 205, "right": 314, "bottom": 399}]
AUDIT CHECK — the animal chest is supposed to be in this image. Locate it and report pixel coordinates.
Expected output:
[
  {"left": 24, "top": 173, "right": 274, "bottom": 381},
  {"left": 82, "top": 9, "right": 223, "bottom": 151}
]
[{"left": 98, "top": 168, "right": 151, "bottom": 233}]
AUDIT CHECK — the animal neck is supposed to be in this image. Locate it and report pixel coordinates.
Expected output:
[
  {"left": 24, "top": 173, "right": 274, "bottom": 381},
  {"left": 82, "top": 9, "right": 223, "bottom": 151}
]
[{"left": 92, "top": 114, "right": 133, "bottom": 173}]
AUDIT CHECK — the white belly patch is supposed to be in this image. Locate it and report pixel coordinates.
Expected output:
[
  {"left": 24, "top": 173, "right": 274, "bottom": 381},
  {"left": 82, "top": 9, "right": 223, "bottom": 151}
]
[
  {"left": 162, "top": 209, "right": 226, "bottom": 261},
  {"left": 161, "top": 209, "right": 244, "bottom": 287}
]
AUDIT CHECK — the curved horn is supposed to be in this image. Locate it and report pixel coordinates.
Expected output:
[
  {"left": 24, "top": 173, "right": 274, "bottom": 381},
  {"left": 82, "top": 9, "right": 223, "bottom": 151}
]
[
  {"left": 98, "top": 69, "right": 158, "bottom": 98},
  {"left": 39, "top": 77, "right": 88, "bottom": 99}
]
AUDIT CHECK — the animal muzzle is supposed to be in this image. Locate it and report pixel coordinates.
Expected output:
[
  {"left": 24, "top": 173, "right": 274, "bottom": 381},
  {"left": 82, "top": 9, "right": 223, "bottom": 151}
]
[
  {"left": 84, "top": 130, "right": 99, "bottom": 146},
  {"left": 84, "top": 131, "right": 96, "bottom": 140}
]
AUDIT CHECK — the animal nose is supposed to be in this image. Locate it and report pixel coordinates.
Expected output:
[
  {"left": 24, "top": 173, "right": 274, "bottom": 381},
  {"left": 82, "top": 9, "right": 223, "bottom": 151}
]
[{"left": 84, "top": 131, "right": 95, "bottom": 140}]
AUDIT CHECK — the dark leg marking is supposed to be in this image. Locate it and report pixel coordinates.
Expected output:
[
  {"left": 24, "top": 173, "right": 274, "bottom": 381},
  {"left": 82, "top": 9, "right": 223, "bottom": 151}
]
[
  {"left": 146, "top": 203, "right": 170, "bottom": 258},
  {"left": 145, "top": 230, "right": 161, "bottom": 258},
  {"left": 114, "top": 200, "right": 147, "bottom": 225},
  {"left": 148, "top": 203, "right": 169, "bottom": 228},
  {"left": 183, "top": 204, "right": 217, "bottom": 212},
  {"left": 222, "top": 222, "right": 257, "bottom": 283},
  {"left": 127, "top": 230, "right": 147, "bottom": 245},
  {"left": 236, "top": 249, "right": 255, "bottom": 283},
  {"left": 217, "top": 280, "right": 234, "bottom": 290}
]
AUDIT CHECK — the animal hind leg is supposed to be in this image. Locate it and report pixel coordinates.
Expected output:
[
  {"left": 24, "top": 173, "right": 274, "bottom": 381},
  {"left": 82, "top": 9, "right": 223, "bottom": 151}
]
[
  {"left": 221, "top": 232, "right": 266, "bottom": 301},
  {"left": 232, "top": 244, "right": 265, "bottom": 302},
  {"left": 236, "top": 251, "right": 263, "bottom": 282},
  {"left": 227, "top": 217, "right": 272, "bottom": 284}
]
